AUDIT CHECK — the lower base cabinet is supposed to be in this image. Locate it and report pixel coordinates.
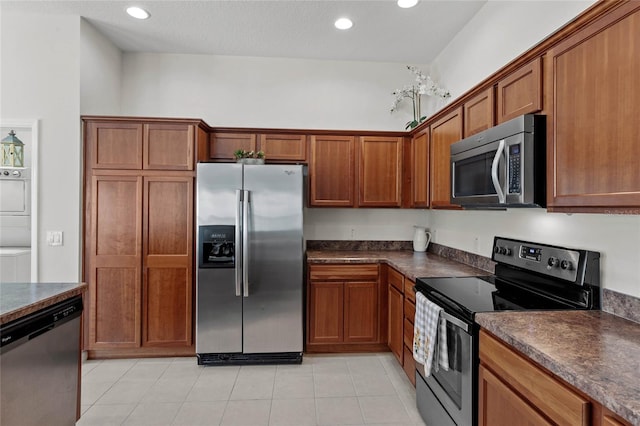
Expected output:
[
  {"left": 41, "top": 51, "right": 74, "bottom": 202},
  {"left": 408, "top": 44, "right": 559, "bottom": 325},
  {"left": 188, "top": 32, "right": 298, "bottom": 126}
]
[
  {"left": 479, "top": 330, "right": 632, "bottom": 426},
  {"left": 307, "top": 264, "right": 387, "bottom": 352}
]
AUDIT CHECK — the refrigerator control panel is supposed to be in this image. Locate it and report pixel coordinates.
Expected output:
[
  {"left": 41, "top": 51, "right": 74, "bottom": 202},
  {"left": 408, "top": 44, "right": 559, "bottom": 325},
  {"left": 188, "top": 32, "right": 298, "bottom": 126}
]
[{"left": 199, "top": 225, "right": 235, "bottom": 268}]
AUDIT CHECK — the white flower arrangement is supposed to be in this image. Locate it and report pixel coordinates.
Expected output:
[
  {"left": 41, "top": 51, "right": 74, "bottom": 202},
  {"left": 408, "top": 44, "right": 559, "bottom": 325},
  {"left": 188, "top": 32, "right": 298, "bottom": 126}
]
[{"left": 391, "top": 66, "right": 451, "bottom": 129}]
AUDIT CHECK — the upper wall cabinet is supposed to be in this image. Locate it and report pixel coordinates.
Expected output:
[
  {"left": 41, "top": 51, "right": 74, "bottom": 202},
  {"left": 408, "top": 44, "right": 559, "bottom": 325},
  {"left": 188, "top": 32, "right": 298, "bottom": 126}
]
[
  {"left": 358, "top": 136, "right": 403, "bottom": 207},
  {"left": 496, "top": 57, "right": 542, "bottom": 124},
  {"left": 209, "top": 132, "right": 256, "bottom": 161},
  {"left": 309, "top": 135, "right": 356, "bottom": 207},
  {"left": 86, "top": 119, "right": 197, "bottom": 171},
  {"left": 409, "top": 130, "right": 430, "bottom": 208},
  {"left": 258, "top": 134, "right": 307, "bottom": 162},
  {"left": 546, "top": 2, "right": 640, "bottom": 211},
  {"left": 430, "top": 107, "right": 463, "bottom": 209},
  {"left": 464, "top": 88, "right": 495, "bottom": 137}
]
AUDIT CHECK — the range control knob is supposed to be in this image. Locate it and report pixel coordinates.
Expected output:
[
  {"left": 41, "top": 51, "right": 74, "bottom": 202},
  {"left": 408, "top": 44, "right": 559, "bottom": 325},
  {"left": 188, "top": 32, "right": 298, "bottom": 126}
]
[
  {"left": 547, "top": 257, "right": 559, "bottom": 268},
  {"left": 2, "top": 171, "right": 8, "bottom": 176},
  {"left": 560, "top": 260, "right": 573, "bottom": 270},
  {"left": 12, "top": 170, "right": 21, "bottom": 177},
  {"left": 494, "top": 246, "right": 512, "bottom": 256}
]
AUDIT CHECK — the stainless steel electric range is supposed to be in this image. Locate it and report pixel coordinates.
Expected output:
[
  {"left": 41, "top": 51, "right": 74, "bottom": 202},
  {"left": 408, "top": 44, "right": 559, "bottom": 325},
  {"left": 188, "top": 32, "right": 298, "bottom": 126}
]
[{"left": 414, "top": 236, "right": 601, "bottom": 426}]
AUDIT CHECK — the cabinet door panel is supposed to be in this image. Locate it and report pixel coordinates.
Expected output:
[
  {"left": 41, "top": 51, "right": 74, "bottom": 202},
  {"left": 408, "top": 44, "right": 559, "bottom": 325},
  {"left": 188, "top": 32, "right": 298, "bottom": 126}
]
[
  {"left": 358, "top": 136, "right": 403, "bottom": 207},
  {"left": 403, "top": 344, "right": 416, "bottom": 386},
  {"left": 479, "top": 365, "right": 553, "bottom": 426},
  {"left": 309, "top": 135, "right": 355, "bottom": 206},
  {"left": 497, "top": 57, "right": 542, "bottom": 124},
  {"left": 548, "top": 5, "right": 640, "bottom": 208},
  {"left": 143, "top": 267, "right": 191, "bottom": 346},
  {"left": 88, "top": 121, "right": 143, "bottom": 170},
  {"left": 430, "top": 108, "right": 463, "bottom": 209},
  {"left": 143, "top": 176, "right": 193, "bottom": 347},
  {"left": 143, "top": 123, "right": 194, "bottom": 170},
  {"left": 309, "top": 282, "right": 344, "bottom": 343},
  {"left": 411, "top": 131, "right": 429, "bottom": 207},
  {"left": 464, "top": 88, "right": 495, "bottom": 136},
  {"left": 92, "top": 268, "right": 140, "bottom": 346},
  {"left": 344, "top": 281, "right": 378, "bottom": 342},
  {"left": 388, "top": 285, "right": 403, "bottom": 363},
  {"left": 210, "top": 132, "right": 257, "bottom": 160},
  {"left": 89, "top": 175, "right": 143, "bottom": 348},
  {"left": 259, "top": 134, "right": 306, "bottom": 162}
]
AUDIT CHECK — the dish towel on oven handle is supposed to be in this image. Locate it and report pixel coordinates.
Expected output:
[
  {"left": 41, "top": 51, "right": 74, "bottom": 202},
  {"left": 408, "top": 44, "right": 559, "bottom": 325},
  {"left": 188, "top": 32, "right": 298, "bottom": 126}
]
[{"left": 413, "top": 292, "right": 449, "bottom": 377}]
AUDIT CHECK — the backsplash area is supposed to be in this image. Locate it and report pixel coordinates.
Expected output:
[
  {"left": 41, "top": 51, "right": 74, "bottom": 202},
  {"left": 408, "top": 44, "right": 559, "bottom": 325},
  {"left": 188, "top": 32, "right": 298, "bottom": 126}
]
[{"left": 306, "top": 240, "right": 640, "bottom": 324}]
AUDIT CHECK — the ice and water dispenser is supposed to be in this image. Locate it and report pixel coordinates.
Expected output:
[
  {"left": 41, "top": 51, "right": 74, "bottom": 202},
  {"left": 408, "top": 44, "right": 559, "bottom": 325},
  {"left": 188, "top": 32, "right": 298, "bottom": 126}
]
[{"left": 198, "top": 225, "right": 235, "bottom": 268}]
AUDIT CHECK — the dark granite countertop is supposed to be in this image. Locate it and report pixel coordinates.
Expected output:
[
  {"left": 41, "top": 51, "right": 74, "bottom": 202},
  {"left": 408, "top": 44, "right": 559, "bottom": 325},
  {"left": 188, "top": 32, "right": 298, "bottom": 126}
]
[
  {"left": 0, "top": 282, "right": 87, "bottom": 325},
  {"left": 476, "top": 311, "right": 640, "bottom": 425},
  {"left": 306, "top": 250, "right": 487, "bottom": 281}
]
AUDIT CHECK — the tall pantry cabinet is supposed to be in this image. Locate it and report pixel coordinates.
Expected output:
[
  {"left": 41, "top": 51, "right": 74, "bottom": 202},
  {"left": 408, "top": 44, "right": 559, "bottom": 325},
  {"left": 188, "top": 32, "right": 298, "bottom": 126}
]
[{"left": 83, "top": 117, "right": 206, "bottom": 358}]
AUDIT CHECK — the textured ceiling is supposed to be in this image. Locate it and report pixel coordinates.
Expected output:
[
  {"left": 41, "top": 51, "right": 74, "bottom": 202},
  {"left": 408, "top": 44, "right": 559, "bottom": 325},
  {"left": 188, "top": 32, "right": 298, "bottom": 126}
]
[{"left": 1, "top": 0, "right": 487, "bottom": 63}]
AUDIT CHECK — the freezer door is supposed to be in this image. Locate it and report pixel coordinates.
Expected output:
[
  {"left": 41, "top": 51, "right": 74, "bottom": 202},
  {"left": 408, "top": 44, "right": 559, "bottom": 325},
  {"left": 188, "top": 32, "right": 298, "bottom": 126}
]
[
  {"left": 242, "top": 165, "right": 304, "bottom": 353},
  {"left": 196, "top": 163, "right": 243, "bottom": 354}
]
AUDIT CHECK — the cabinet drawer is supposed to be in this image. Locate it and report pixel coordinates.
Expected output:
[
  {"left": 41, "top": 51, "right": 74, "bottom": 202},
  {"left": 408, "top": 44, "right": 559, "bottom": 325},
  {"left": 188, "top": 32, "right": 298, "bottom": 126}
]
[
  {"left": 403, "top": 344, "right": 416, "bottom": 386},
  {"left": 388, "top": 267, "right": 404, "bottom": 292},
  {"left": 404, "top": 298, "right": 415, "bottom": 323},
  {"left": 479, "top": 330, "right": 590, "bottom": 426},
  {"left": 403, "top": 318, "right": 414, "bottom": 349},
  {"left": 309, "top": 264, "right": 378, "bottom": 281},
  {"left": 404, "top": 278, "right": 416, "bottom": 303}
]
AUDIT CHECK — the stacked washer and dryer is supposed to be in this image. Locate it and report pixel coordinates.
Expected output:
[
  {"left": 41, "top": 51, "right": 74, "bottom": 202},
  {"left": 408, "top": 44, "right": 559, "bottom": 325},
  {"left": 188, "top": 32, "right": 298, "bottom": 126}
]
[{"left": 0, "top": 135, "right": 31, "bottom": 282}]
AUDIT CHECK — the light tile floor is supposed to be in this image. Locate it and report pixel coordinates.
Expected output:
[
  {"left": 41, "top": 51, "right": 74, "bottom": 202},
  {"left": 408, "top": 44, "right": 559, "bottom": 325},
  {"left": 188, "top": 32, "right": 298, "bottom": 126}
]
[{"left": 77, "top": 353, "right": 427, "bottom": 426}]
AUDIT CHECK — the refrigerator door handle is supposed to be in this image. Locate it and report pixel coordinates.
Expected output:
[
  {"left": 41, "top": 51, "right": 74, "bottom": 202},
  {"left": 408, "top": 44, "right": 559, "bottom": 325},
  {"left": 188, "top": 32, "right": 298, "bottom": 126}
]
[
  {"left": 235, "top": 189, "right": 242, "bottom": 297},
  {"left": 242, "top": 189, "right": 250, "bottom": 297}
]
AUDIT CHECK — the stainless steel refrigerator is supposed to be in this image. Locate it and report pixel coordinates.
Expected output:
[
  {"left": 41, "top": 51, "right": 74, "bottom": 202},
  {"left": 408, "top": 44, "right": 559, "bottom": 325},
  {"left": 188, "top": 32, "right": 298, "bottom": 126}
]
[{"left": 196, "top": 163, "right": 304, "bottom": 365}]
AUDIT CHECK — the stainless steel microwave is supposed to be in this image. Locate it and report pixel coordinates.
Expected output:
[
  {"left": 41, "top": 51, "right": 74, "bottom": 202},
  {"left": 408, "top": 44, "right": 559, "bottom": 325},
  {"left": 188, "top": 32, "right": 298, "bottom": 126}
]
[{"left": 450, "top": 114, "right": 546, "bottom": 208}]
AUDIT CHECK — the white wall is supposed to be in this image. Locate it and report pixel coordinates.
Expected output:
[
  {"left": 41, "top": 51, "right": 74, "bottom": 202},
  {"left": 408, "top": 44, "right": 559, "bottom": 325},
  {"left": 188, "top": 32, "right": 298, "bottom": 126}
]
[
  {"left": 80, "top": 19, "right": 122, "bottom": 114},
  {"left": 121, "top": 53, "right": 427, "bottom": 131},
  {"left": 1, "top": 11, "right": 81, "bottom": 281},
  {"left": 430, "top": 0, "right": 597, "bottom": 102},
  {"left": 304, "top": 208, "right": 428, "bottom": 241}
]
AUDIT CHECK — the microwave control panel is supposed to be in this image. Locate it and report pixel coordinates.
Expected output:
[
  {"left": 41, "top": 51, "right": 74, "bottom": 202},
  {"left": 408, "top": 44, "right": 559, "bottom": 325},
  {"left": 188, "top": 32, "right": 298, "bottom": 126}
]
[{"left": 508, "top": 144, "right": 521, "bottom": 194}]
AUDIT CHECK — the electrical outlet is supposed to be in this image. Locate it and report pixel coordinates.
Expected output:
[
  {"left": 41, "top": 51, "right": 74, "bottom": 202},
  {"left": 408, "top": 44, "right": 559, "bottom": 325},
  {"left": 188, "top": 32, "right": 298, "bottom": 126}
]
[{"left": 46, "top": 231, "right": 63, "bottom": 246}]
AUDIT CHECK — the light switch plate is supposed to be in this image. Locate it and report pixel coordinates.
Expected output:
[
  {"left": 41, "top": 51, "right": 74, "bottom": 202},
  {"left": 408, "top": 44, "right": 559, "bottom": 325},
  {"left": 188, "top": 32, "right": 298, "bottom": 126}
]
[{"left": 46, "top": 231, "right": 63, "bottom": 246}]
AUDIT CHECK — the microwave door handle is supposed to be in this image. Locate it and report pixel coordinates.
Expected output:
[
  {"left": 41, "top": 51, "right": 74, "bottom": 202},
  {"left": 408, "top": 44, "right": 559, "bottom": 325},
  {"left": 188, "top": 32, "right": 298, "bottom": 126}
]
[
  {"left": 491, "top": 139, "right": 506, "bottom": 204},
  {"left": 235, "top": 190, "right": 242, "bottom": 297}
]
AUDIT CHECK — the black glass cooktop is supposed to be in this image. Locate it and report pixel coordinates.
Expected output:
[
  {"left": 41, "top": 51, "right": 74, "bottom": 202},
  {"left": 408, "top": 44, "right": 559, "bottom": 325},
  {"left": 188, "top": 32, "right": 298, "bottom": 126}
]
[{"left": 415, "top": 275, "right": 580, "bottom": 323}]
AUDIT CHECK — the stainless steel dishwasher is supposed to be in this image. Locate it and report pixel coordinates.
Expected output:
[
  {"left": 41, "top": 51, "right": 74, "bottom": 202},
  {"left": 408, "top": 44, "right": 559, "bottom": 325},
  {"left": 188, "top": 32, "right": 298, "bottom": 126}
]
[{"left": 1, "top": 295, "right": 83, "bottom": 426}]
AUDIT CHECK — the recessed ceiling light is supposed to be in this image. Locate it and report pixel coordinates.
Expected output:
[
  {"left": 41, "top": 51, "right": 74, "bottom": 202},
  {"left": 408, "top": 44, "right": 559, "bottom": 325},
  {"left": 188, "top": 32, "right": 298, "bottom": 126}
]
[
  {"left": 397, "top": 0, "right": 419, "bottom": 8},
  {"left": 126, "top": 6, "right": 150, "bottom": 20},
  {"left": 334, "top": 17, "right": 353, "bottom": 30}
]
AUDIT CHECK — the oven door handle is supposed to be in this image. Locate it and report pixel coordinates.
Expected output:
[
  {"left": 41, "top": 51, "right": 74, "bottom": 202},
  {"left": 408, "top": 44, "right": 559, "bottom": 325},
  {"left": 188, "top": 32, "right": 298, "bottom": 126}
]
[
  {"left": 426, "top": 291, "right": 471, "bottom": 333},
  {"left": 439, "top": 309, "right": 470, "bottom": 334},
  {"left": 491, "top": 139, "right": 506, "bottom": 204}
]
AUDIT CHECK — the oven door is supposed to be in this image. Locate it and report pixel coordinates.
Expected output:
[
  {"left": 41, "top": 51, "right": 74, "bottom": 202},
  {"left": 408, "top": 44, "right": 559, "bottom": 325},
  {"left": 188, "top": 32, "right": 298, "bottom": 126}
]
[{"left": 416, "top": 309, "right": 474, "bottom": 426}]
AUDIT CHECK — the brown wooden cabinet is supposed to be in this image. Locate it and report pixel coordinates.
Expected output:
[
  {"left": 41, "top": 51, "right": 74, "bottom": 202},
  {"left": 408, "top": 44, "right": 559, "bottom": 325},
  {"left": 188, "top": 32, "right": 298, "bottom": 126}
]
[
  {"left": 87, "top": 120, "right": 196, "bottom": 170},
  {"left": 83, "top": 117, "right": 196, "bottom": 358},
  {"left": 357, "top": 136, "right": 403, "bottom": 207},
  {"left": 546, "top": 3, "right": 640, "bottom": 211},
  {"left": 307, "top": 263, "right": 387, "bottom": 352},
  {"left": 387, "top": 267, "right": 404, "bottom": 363},
  {"left": 88, "top": 174, "right": 142, "bottom": 348},
  {"left": 142, "top": 176, "right": 193, "bottom": 347},
  {"left": 479, "top": 330, "right": 590, "bottom": 426},
  {"left": 496, "top": 57, "right": 542, "bottom": 124},
  {"left": 209, "top": 132, "right": 256, "bottom": 161},
  {"left": 479, "top": 364, "right": 553, "bottom": 426},
  {"left": 258, "top": 133, "right": 306, "bottom": 162},
  {"left": 408, "top": 130, "right": 430, "bottom": 208},
  {"left": 430, "top": 107, "right": 463, "bottom": 209},
  {"left": 464, "top": 88, "right": 495, "bottom": 136},
  {"left": 309, "top": 135, "right": 356, "bottom": 207}
]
